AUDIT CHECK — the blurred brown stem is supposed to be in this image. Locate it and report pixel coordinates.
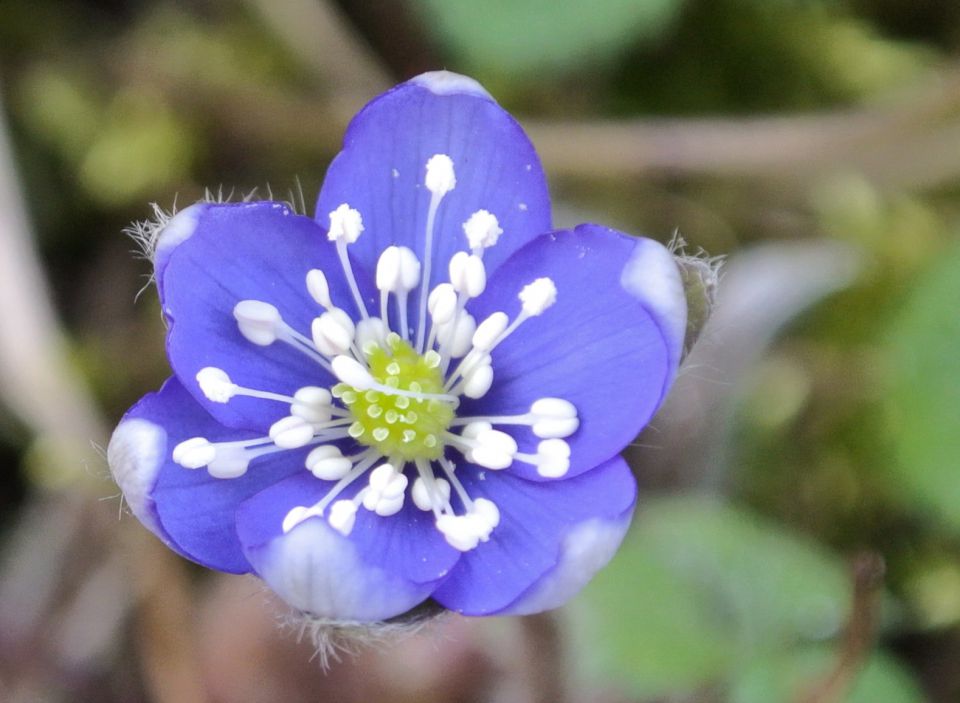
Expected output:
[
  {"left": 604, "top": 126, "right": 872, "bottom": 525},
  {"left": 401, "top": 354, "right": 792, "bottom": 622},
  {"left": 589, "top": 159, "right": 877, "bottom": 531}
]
[
  {"left": 519, "top": 611, "right": 570, "bottom": 703},
  {"left": 795, "top": 553, "right": 886, "bottom": 703},
  {"left": 0, "top": 82, "right": 208, "bottom": 703}
]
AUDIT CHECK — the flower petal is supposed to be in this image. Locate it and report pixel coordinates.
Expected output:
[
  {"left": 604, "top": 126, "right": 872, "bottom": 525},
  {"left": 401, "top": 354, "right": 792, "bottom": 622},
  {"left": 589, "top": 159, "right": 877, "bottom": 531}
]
[
  {"left": 110, "top": 377, "right": 310, "bottom": 573},
  {"left": 235, "top": 471, "right": 460, "bottom": 620},
  {"left": 316, "top": 71, "right": 550, "bottom": 307},
  {"left": 432, "top": 456, "right": 637, "bottom": 615},
  {"left": 463, "top": 225, "right": 685, "bottom": 480},
  {"left": 158, "top": 201, "right": 365, "bottom": 430},
  {"left": 496, "top": 510, "right": 634, "bottom": 615}
]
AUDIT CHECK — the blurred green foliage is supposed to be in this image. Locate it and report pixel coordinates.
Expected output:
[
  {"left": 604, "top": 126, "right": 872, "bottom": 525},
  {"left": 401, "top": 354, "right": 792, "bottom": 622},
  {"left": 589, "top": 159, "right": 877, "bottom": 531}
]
[
  {"left": 575, "top": 498, "right": 851, "bottom": 697},
  {"left": 887, "top": 243, "right": 960, "bottom": 534}
]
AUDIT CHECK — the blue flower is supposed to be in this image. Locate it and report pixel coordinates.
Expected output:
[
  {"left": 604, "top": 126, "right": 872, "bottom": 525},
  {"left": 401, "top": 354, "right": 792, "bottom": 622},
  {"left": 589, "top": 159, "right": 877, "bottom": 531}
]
[{"left": 107, "top": 71, "right": 687, "bottom": 621}]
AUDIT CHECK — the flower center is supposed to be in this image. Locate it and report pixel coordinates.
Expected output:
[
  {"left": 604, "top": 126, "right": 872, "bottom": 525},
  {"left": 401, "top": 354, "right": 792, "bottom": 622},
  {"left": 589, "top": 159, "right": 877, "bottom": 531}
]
[{"left": 334, "top": 335, "right": 454, "bottom": 461}]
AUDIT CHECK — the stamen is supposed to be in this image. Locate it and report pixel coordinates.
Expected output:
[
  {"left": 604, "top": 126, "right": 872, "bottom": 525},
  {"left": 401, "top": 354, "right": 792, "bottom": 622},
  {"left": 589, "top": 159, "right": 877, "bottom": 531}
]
[
  {"left": 376, "top": 245, "right": 420, "bottom": 340},
  {"left": 172, "top": 435, "right": 307, "bottom": 479},
  {"left": 448, "top": 252, "right": 486, "bottom": 298},
  {"left": 233, "top": 300, "right": 332, "bottom": 370},
  {"left": 311, "top": 308, "right": 356, "bottom": 357},
  {"left": 305, "top": 444, "right": 354, "bottom": 480},
  {"left": 461, "top": 362, "right": 493, "bottom": 399},
  {"left": 463, "top": 210, "right": 503, "bottom": 252},
  {"left": 327, "top": 499, "right": 358, "bottom": 535},
  {"left": 450, "top": 398, "right": 579, "bottom": 438},
  {"left": 411, "top": 472, "right": 452, "bottom": 513},
  {"left": 424, "top": 154, "right": 456, "bottom": 196},
  {"left": 432, "top": 459, "right": 499, "bottom": 553},
  {"left": 172, "top": 437, "right": 216, "bottom": 468},
  {"left": 516, "top": 439, "right": 571, "bottom": 478},
  {"left": 328, "top": 203, "right": 370, "bottom": 320},
  {"left": 449, "top": 423, "right": 517, "bottom": 470},
  {"left": 436, "top": 310, "right": 476, "bottom": 362},
  {"left": 327, "top": 203, "right": 365, "bottom": 244},
  {"left": 195, "top": 367, "right": 237, "bottom": 403},
  {"left": 416, "top": 154, "right": 457, "bottom": 351},
  {"left": 282, "top": 450, "right": 379, "bottom": 533},
  {"left": 291, "top": 387, "right": 340, "bottom": 424},
  {"left": 305, "top": 269, "right": 332, "bottom": 309},
  {"left": 356, "top": 316, "right": 388, "bottom": 353},
  {"left": 233, "top": 300, "right": 283, "bottom": 346},
  {"left": 442, "top": 312, "right": 507, "bottom": 391},
  {"left": 519, "top": 277, "right": 557, "bottom": 316},
  {"left": 529, "top": 398, "right": 579, "bottom": 438},
  {"left": 361, "top": 463, "right": 408, "bottom": 516},
  {"left": 269, "top": 415, "right": 318, "bottom": 449}
]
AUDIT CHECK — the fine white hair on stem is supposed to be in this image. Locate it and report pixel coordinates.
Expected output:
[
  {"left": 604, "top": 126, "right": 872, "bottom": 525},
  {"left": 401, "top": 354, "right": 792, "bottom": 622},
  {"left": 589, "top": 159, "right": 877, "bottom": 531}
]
[
  {"left": 668, "top": 230, "right": 724, "bottom": 358},
  {"left": 280, "top": 606, "right": 444, "bottom": 669}
]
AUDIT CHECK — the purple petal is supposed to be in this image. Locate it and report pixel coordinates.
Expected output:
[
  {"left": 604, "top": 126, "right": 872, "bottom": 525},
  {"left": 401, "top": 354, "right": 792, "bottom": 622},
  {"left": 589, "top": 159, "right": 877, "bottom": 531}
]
[
  {"left": 158, "top": 201, "right": 366, "bottom": 430},
  {"left": 462, "top": 225, "right": 684, "bottom": 480},
  {"left": 496, "top": 509, "right": 634, "bottom": 615},
  {"left": 316, "top": 71, "right": 550, "bottom": 316},
  {"left": 432, "top": 456, "right": 637, "bottom": 615},
  {"left": 235, "top": 471, "right": 460, "bottom": 620},
  {"left": 110, "top": 377, "right": 311, "bottom": 573}
]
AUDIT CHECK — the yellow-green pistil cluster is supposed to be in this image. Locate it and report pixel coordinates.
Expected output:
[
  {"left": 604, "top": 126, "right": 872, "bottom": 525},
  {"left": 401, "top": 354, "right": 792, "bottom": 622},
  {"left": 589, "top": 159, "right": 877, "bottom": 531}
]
[{"left": 333, "top": 334, "right": 454, "bottom": 461}]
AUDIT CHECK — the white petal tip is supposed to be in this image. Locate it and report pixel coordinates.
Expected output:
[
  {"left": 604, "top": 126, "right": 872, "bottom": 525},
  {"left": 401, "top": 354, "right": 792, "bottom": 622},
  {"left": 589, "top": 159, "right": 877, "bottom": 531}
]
[{"left": 410, "top": 71, "right": 492, "bottom": 100}]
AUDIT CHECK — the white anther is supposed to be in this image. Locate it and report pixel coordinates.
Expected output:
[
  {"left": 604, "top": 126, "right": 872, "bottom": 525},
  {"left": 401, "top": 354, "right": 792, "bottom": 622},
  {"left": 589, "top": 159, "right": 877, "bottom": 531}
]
[
  {"left": 412, "top": 476, "right": 451, "bottom": 511},
  {"left": 463, "top": 210, "right": 503, "bottom": 250},
  {"left": 311, "top": 308, "right": 356, "bottom": 356},
  {"left": 376, "top": 246, "right": 421, "bottom": 293},
  {"left": 332, "top": 355, "right": 375, "bottom": 390},
  {"left": 535, "top": 439, "right": 571, "bottom": 478},
  {"left": 425, "top": 154, "right": 456, "bottom": 196},
  {"left": 363, "top": 464, "right": 408, "bottom": 517},
  {"left": 328, "top": 203, "right": 364, "bottom": 243},
  {"left": 461, "top": 421, "right": 491, "bottom": 441},
  {"left": 472, "top": 312, "right": 509, "bottom": 352},
  {"left": 436, "top": 514, "right": 480, "bottom": 552},
  {"left": 172, "top": 437, "right": 215, "bottom": 469},
  {"left": 196, "top": 367, "right": 236, "bottom": 403},
  {"left": 306, "top": 269, "right": 332, "bottom": 308},
  {"left": 428, "top": 283, "right": 458, "bottom": 326},
  {"left": 448, "top": 252, "right": 486, "bottom": 297},
  {"left": 356, "top": 317, "right": 387, "bottom": 351},
  {"left": 233, "top": 300, "right": 282, "bottom": 346},
  {"left": 471, "top": 498, "right": 501, "bottom": 531},
  {"left": 468, "top": 427, "right": 518, "bottom": 470},
  {"left": 519, "top": 277, "right": 557, "bottom": 316},
  {"left": 207, "top": 448, "right": 252, "bottom": 479},
  {"left": 328, "top": 500, "right": 358, "bottom": 535},
  {"left": 305, "top": 445, "right": 353, "bottom": 480},
  {"left": 530, "top": 398, "right": 580, "bottom": 439},
  {"left": 269, "top": 415, "right": 315, "bottom": 449},
  {"left": 437, "top": 311, "right": 476, "bottom": 359},
  {"left": 462, "top": 363, "right": 494, "bottom": 399},
  {"left": 464, "top": 498, "right": 500, "bottom": 543},
  {"left": 282, "top": 506, "right": 315, "bottom": 533},
  {"left": 291, "top": 386, "right": 333, "bottom": 424}
]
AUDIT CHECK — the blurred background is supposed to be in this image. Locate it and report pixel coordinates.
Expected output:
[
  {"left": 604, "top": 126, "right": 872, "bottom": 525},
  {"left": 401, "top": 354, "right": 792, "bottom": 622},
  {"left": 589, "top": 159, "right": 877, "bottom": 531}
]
[{"left": 1, "top": 0, "right": 959, "bottom": 701}]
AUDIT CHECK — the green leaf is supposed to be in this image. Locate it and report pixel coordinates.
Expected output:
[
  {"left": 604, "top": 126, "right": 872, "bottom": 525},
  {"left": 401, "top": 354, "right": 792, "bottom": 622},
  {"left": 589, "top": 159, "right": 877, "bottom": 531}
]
[
  {"left": 572, "top": 497, "right": 851, "bottom": 697},
  {"left": 729, "top": 648, "right": 927, "bottom": 703},
  {"left": 887, "top": 242, "right": 960, "bottom": 532},
  {"left": 415, "top": 0, "right": 683, "bottom": 76}
]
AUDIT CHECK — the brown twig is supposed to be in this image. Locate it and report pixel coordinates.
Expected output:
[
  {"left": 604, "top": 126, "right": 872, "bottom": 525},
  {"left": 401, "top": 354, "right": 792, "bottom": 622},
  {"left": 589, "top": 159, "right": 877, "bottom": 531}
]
[
  {"left": 795, "top": 553, "right": 886, "bottom": 703},
  {"left": 519, "top": 611, "right": 570, "bottom": 703},
  {"left": 0, "top": 80, "right": 209, "bottom": 703}
]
